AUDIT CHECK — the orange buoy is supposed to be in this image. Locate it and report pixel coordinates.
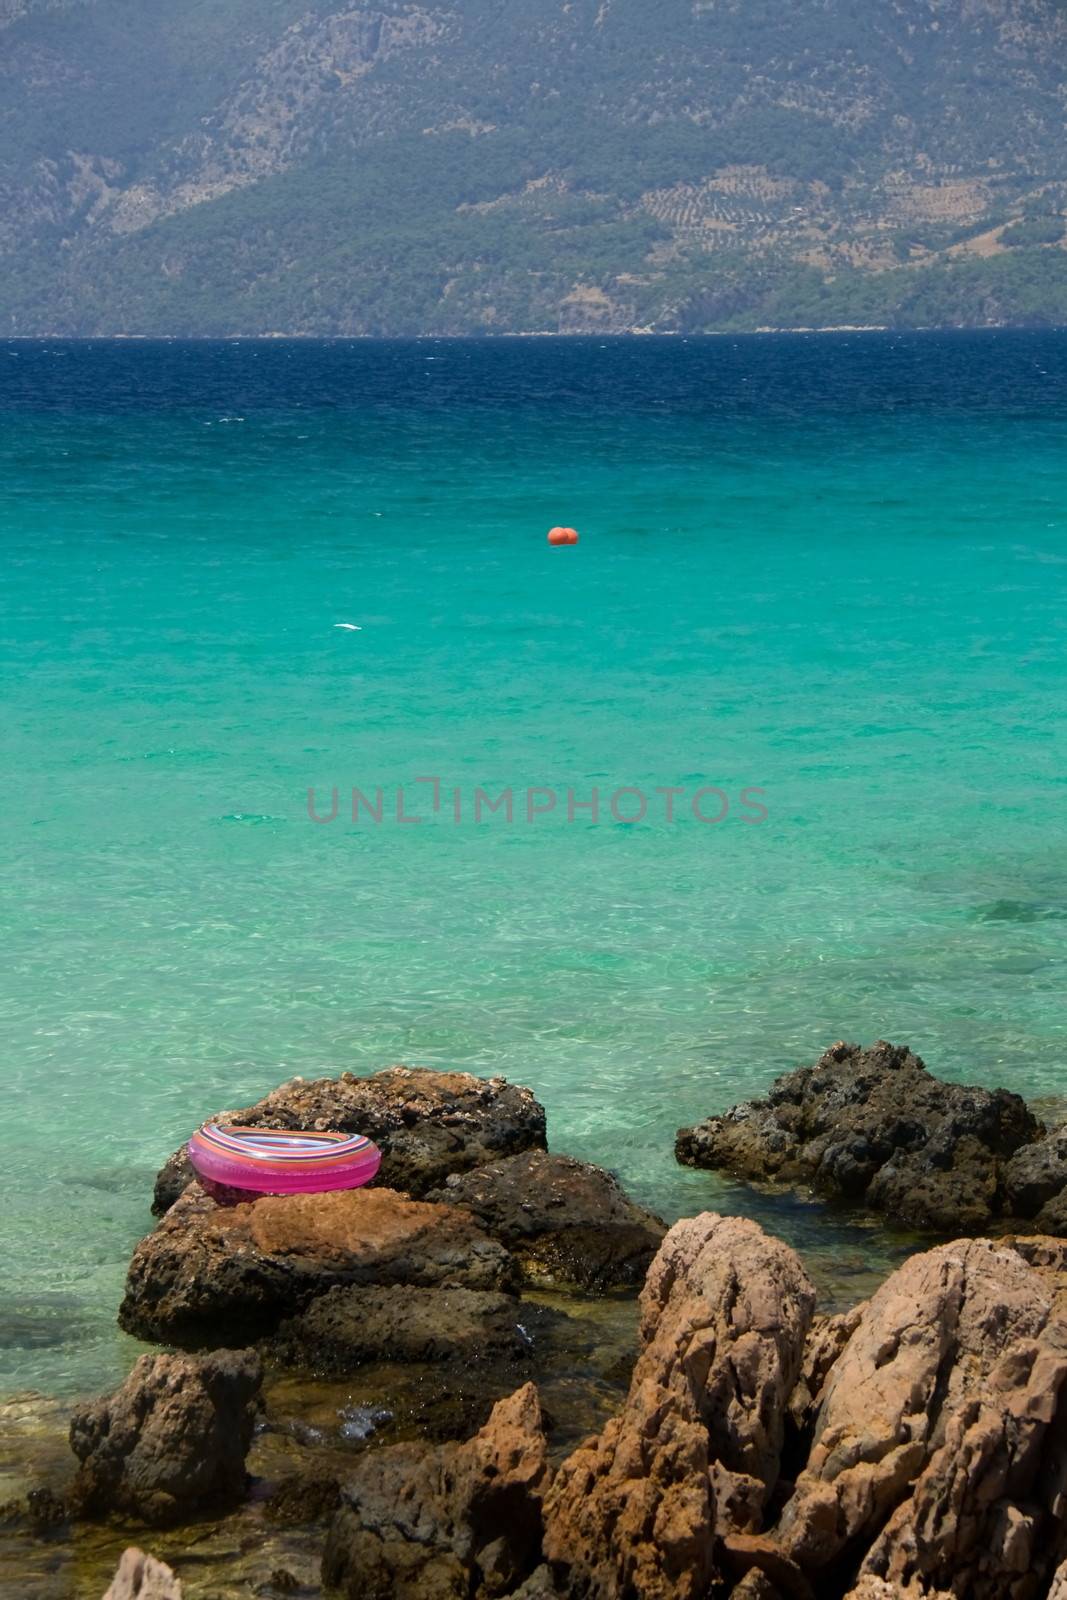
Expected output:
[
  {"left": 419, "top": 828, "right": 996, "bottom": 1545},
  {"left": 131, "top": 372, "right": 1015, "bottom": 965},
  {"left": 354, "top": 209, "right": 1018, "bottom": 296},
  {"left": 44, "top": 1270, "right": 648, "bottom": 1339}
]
[{"left": 548, "top": 526, "right": 579, "bottom": 546}]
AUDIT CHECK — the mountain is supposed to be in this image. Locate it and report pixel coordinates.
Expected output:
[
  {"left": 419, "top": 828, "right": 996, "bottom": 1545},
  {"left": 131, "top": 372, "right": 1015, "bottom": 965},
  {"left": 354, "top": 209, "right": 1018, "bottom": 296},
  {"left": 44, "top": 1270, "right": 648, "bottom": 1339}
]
[{"left": 2, "top": 0, "right": 1066, "bottom": 335}]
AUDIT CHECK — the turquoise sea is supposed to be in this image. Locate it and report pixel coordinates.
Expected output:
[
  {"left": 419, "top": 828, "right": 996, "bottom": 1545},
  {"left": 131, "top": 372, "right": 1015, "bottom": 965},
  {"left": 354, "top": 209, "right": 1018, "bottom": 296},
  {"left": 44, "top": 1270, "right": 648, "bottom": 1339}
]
[{"left": 3, "top": 332, "right": 1067, "bottom": 1398}]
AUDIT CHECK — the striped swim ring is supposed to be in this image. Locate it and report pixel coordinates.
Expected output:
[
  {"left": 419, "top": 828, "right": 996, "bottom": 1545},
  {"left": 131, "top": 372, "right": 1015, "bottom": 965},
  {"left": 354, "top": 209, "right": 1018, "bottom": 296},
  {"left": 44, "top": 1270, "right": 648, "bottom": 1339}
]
[{"left": 187, "top": 1123, "right": 382, "bottom": 1195}]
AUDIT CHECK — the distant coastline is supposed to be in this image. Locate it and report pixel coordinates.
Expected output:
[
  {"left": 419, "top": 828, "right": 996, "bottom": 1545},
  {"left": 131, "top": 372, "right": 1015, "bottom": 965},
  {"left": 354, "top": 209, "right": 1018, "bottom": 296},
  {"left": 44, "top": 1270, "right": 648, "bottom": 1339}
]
[{"left": 12, "top": 321, "right": 1067, "bottom": 342}]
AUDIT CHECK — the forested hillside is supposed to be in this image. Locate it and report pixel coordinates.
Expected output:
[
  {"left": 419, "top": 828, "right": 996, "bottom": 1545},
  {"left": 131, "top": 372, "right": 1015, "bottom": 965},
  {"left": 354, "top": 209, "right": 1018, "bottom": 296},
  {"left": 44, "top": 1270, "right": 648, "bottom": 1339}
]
[{"left": 2, "top": 0, "right": 1066, "bottom": 334}]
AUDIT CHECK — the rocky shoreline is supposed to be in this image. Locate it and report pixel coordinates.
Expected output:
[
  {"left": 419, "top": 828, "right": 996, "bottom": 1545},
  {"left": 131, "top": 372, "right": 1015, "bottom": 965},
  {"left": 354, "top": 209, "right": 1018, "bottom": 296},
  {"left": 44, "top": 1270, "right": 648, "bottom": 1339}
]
[
  {"left": 5, "top": 1045, "right": 1067, "bottom": 1598},
  {"left": 677, "top": 1039, "right": 1067, "bottom": 1236}
]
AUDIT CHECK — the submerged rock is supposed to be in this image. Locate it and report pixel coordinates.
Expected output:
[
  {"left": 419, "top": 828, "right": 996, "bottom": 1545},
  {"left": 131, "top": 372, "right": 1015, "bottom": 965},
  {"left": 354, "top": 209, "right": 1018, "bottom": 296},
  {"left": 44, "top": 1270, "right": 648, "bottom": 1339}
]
[
  {"left": 152, "top": 1066, "right": 546, "bottom": 1213},
  {"left": 0, "top": 1483, "right": 67, "bottom": 1534},
  {"left": 70, "top": 1350, "right": 261, "bottom": 1526},
  {"left": 542, "top": 1213, "right": 817, "bottom": 1600},
  {"left": 322, "top": 1382, "right": 551, "bottom": 1600},
  {"left": 263, "top": 1469, "right": 342, "bottom": 1526},
  {"left": 120, "top": 1183, "right": 517, "bottom": 1345},
  {"left": 426, "top": 1150, "right": 667, "bottom": 1291},
  {"left": 269, "top": 1283, "right": 536, "bottom": 1372},
  {"left": 101, "top": 1548, "right": 183, "bottom": 1600},
  {"left": 676, "top": 1039, "right": 1041, "bottom": 1233}
]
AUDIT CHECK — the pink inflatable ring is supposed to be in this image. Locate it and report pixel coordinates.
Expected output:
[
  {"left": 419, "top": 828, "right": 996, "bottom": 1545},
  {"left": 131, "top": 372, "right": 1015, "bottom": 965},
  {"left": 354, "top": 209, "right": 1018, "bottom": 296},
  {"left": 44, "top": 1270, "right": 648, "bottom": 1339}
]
[{"left": 187, "top": 1123, "right": 381, "bottom": 1195}]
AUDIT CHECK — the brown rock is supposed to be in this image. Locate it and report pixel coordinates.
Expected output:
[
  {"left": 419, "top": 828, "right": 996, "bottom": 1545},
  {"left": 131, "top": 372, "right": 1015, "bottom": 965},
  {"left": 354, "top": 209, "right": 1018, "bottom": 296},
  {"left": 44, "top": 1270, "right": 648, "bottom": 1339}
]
[
  {"left": 1003, "top": 1234, "right": 1067, "bottom": 1317},
  {"left": 842, "top": 1582, "right": 924, "bottom": 1600},
  {"left": 776, "top": 1238, "right": 1067, "bottom": 1600},
  {"left": 70, "top": 1350, "right": 261, "bottom": 1525},
  {"left": 787, "top": 1305, "right": 865, "bottom": 1436},
  {"left": 730, "top": 1574, "right": 790, "bottom": 1600},
  {"left": 153, "top": 1066, "right": 546, "bottom": 1212},
  {"left": 504, "top": 1568, "right": 563, "bottom": 1599},
  {"left": 101, "top": 1548, "right": 183, "bottom": 1600},
  {"left": 1048, "top": 1560, "right": 1067, "bottom": 1600},
  {"left": 119, "top": 1183, "right": 516, "bottom": 1345},
  {"left": 427, "top": 1150, "right": 667, "bottom": 1291},
  {"left": 721, "top": 1533, "right": 814, "bottom": 1600},
  {"left": 321, "top": 1382, "right": 550, "bottom": 1600},
  {"left": 264, "top": 1470, "right": 342, "bottom": 1525},
  {"left": 676, "top": 1039, "right": 1040, "bottom": 1234},
  {"left": 269, "top": 1283, "right": 536, "bottom": 1371},
  {"left": 541, "top": 1213, "right": 816, "bottom": 1600}
]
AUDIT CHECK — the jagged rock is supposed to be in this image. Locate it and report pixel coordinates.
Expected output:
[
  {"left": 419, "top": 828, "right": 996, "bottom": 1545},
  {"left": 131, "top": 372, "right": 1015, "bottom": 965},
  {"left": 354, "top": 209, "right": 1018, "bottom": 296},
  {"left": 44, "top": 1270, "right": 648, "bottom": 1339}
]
[
  {"left": 774, "top": 1238, "right": 1067, "bottom": 1600},
  {"left": 70, "top": 1350, "right": 261, "bottom": 1526},
  {"left": 842, "top": 1582, "right": 918, "bottom": 1600},
  {"left": 153, "top": 1067, "right": 546, "bottom": 1213},
  {"left": 120, "top": 1183, "right": 517, "bottom": 1345},
  {"left": 426, "top": 1150, "right": 667, "bottom": 1291},
  {"left": 1008, "top": 1235, "right": 1067, "bottom": 1317},
  {"left": 322, "top": 1382, "right": 550, "bottom": 1600},
  {"left": 504, "top": 1568, "right": 563, "bottom": 1599},
  {"left": 721, "top": 1534, "right": 813, "bottom": 1600},
  {"left": 786, "top": 1305, "right": 865, "bottom": 1436},
  {"left": 676, "top": 1039, "right": 1041, "bottom": 1233},
  {"left": 269, "top": 1283, "right": 535, "bottom": 1371},
  {"left": 1004, "top": 1121, "right": 1067, "bottom": 1224},
  {"left": 1036, "top": 1188, "right": 1067, "bottom": 1235},
  {"left": 729, "top": 1573, "right": 789, "bottom": 1600},
  {"left": 101, "top": 1548, "right": 183, "bottom": 1600},
  {"left": 541, "top": 1213, "right": 816, "bottom": 1600},
  {"left": 1048, "top": 1560, "right": 1067, "bottom": 1600}
]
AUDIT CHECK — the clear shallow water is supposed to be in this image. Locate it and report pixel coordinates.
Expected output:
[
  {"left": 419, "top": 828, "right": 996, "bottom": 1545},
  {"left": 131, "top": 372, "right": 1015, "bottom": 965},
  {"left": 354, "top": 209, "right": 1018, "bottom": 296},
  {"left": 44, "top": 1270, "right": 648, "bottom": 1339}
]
[{"left": 2, "top": 332, "right": 1067, "bottom": 1396}]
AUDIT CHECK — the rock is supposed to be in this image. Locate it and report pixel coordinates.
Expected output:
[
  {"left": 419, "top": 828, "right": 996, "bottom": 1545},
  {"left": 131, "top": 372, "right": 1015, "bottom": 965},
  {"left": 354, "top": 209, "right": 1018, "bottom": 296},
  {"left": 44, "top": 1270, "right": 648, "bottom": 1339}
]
[
  {"left": 774, "top": 1237, "right": 1067, "bottom": 1600},
  {"left": 101, "top": 1548, "right": 183, "bottom": 1600},
  {"left": 504, "top": 1568, "right": 563, "bottom": 1599},
  {"left": 541, "top": 1213, "right": 816, "bottom": 1600},
  {"left": 676, "top": 1039, "right": 1041, "bottom": 1233},
  {"left": 153, "top": 1066, "right": 546, "bottom": 1213},
  {"left": 720, "top": 1534, "right": 814, "bottom": 1600},
  {"left": 120, "top": 1183, "right": 517, "bottom": 1345},
  {"left": 841, "top": 1582, "right": 915, "bottom": 1600},
  {"left": 1004, "top": 1121, "right": 1067, "bottom": 1223},
  {"left": 270, "top": 1284, "right": 535, "bottom": 1372},
  {"left": 321, "top": 1382, "right": 550, "bottom": 1600},
  {"left": 729, "top": 1573, "right": 790, "bottom": 1600},
  {"left": 786, "top": 1305, "right": 865, "bottom": 1437},
  {"left": 263, "top": 1572, "right": 300, "bottom": 1596},
  {"left": 70, "top": 1350, "right": 261, "bottom": 1526},
  {"left": 264, "top": 1470, "right": 342, "bottom": 1525},
  {"left": 1049, "top": 1560, "right": 1067, "bottom": 1600},
  {"left": 0, "top": 1484, "right": 67, "bottom": 1534},
  {"left": 1008, "top": 1236, "right": 1067, "bottom": 1320},
  {"left": 1036, "top": 1188, "right": 1067, "bottom": 1236},
  {"left": 1036, "top": 1190, "right": 1067, "bottom": 1235},
  {"left": 426, "top": 1151, "right": 667, "bottom": 1291}
]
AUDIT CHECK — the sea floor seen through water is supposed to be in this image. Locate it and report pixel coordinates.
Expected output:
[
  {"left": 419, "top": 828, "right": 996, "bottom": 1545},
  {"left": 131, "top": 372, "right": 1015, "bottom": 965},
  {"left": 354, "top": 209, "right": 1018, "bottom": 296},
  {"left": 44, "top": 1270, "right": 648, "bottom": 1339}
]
[{"left": 2, "top": 331, "right": 1066, "bottom": 1397}]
